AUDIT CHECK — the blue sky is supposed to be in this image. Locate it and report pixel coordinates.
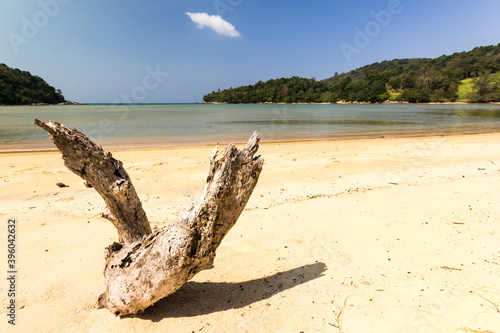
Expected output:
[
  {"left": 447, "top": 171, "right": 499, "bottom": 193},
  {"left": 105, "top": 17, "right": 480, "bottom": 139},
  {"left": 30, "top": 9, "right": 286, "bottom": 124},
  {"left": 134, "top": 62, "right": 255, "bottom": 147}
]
[{"left": 1, "top": 0, "right": 499, "bottom": 103}]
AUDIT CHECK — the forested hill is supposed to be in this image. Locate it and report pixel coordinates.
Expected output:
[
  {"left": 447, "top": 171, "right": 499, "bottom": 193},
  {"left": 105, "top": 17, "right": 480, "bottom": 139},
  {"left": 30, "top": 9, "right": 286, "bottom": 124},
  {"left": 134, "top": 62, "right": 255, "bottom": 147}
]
[
  {"left": 0, "top": 63, "right": 65, "bottom": 105},
  {"left": 203, "top": 43, "right": 500, "bottom": 104}
]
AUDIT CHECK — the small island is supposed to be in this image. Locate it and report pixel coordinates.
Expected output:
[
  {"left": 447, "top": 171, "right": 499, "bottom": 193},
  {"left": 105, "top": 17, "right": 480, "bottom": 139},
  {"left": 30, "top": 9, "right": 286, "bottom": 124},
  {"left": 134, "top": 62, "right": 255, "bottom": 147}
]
[{"left": 203, "top": 44, "right": 500, "bottom": 104}]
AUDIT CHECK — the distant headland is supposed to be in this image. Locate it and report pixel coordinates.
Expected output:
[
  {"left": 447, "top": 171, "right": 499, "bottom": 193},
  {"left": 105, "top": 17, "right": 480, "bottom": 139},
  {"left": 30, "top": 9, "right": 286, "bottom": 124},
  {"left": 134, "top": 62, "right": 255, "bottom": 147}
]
[
  {"left": 203, "top": 43, "right": 500, "bottom": 104},
  {"left": 0, "top": 63, "right": 72, "bottom": 106}
]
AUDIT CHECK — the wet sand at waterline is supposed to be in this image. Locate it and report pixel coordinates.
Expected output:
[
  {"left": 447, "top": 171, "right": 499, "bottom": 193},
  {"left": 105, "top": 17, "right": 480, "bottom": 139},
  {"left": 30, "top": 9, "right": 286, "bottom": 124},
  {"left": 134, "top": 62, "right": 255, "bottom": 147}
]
[{"left": 1, "top": 133, "right": 499, "bottom": 332}]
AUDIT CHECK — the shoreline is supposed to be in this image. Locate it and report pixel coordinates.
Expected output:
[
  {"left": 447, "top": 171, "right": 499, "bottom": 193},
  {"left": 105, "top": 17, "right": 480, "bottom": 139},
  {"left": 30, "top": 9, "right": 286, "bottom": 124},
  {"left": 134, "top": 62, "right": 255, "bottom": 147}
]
[
  {"left": 203, "top": 101, "right": 500, "bottom": 105},
  {"left": 0, "top": 101, "right": 84, "bottom": 107},
  {"left": 2, "top": 130, "right": 499, "bottom": 154},
  {"left": 3, "top": 103, "right": 499, "bottom": 153},
  {"left": 2, "top": 101, "right": 500, "bottom": 107}
]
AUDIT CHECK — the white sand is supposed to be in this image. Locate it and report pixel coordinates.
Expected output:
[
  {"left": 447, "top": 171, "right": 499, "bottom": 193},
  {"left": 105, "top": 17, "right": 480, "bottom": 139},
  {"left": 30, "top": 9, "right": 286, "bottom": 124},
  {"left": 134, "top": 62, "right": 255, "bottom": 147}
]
[{"left": 1, "top": 133, "right": 499, "bottom": 332}]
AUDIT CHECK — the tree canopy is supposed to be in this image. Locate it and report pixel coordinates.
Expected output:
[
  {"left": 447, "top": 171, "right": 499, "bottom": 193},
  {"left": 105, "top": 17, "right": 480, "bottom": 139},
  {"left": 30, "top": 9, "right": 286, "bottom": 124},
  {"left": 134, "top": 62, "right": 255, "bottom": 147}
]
[
  {"left": 203, "top": 77, "right": 329, "bottom": 104},
  {"left": 204, "top": 43, "right": 500, "bottom": 104},
  {"left": 0, "top": 63, "right": 65, "bottom": 105}
]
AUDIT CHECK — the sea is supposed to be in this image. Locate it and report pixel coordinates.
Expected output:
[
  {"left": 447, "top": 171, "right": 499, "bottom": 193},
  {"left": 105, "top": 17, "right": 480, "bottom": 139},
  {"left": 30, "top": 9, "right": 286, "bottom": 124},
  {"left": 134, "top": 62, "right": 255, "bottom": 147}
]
[{"left": 1, "top": 103, "right": 500, "bottom": 151}]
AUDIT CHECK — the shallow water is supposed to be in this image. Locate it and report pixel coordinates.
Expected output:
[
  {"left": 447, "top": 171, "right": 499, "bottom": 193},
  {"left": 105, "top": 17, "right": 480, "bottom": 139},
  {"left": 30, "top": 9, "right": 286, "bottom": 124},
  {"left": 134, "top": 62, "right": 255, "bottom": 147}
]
[{"left": 1, "top": 103, "right": 499, "bottom": 151}]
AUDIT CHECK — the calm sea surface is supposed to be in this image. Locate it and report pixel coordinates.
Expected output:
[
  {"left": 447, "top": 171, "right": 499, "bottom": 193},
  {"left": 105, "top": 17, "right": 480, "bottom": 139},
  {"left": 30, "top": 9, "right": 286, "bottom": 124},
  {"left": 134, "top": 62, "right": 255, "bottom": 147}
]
[{"left": 1, "top": 103, "right": 500, "bottom": 151}]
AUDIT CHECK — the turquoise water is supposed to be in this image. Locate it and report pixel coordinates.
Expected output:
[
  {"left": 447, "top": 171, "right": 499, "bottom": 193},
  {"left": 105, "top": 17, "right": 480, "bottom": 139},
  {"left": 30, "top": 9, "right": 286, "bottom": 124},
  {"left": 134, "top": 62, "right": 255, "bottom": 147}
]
[{"left": 1, "top": 103, "right": 500, "bottom": 151}]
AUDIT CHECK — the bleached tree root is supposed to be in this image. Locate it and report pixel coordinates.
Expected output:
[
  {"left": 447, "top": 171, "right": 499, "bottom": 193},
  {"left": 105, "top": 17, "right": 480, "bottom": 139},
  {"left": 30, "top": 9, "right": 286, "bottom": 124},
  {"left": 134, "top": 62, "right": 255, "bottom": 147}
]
[{"left": 35, "top": 119, "right": 264, "bottom": 316}]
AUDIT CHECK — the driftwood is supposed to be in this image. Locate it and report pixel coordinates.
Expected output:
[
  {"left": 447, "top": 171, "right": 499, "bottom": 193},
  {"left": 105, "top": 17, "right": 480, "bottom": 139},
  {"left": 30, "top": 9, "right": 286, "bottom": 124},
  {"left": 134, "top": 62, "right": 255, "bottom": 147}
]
[{"left": 34, "top": 119, "right": 264, "bottom": 316}]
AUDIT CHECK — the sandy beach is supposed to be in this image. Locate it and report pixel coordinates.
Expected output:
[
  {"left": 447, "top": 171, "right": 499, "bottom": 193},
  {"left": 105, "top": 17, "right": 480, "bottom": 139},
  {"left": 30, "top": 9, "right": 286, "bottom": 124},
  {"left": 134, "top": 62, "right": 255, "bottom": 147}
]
[{"left": 1, "top": 133, "right": 499, "bottom": 332}]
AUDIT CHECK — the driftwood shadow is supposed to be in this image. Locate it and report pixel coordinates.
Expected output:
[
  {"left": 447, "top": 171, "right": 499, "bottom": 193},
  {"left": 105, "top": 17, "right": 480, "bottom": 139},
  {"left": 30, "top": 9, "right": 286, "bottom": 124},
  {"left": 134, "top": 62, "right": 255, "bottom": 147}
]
[{"left": 137, "top": 262, "right": 326, "bottom": 321}]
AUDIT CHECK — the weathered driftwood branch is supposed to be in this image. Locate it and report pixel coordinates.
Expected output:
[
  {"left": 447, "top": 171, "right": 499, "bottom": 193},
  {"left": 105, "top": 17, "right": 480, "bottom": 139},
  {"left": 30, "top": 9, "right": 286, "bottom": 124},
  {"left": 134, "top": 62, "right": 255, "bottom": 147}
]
[
  {"left": 34, "top": 119, "right": 151, "bottom": 243},
  {"left": 34, "top": 119, "right": 264, "bottom": 316}
]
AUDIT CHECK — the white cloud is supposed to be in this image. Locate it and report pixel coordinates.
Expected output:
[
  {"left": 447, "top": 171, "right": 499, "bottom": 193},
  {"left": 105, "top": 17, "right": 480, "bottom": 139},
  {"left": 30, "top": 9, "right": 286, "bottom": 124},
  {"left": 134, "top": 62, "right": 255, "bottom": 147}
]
[{"left": 186, "top": 12, "right": 241, "bottom": 37}]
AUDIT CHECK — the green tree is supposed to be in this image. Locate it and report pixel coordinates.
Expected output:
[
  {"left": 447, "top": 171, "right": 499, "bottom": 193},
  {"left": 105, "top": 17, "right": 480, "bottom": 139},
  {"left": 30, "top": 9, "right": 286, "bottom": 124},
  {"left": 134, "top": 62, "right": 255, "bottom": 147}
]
[{"left": 470, "top": 71, "right": 500, "bottom": 102}]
